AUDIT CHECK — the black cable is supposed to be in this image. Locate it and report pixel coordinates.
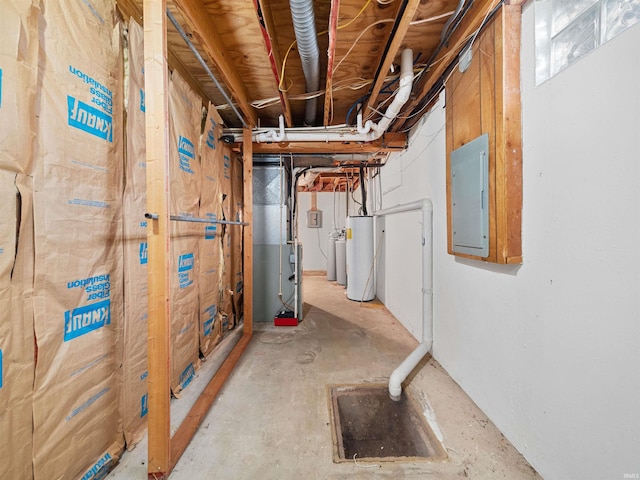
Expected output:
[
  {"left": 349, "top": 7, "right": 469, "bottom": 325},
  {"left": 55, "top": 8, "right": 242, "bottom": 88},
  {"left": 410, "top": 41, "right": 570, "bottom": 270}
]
[{"left": 359, "top": 165, "right": 368, "bottom": 216}]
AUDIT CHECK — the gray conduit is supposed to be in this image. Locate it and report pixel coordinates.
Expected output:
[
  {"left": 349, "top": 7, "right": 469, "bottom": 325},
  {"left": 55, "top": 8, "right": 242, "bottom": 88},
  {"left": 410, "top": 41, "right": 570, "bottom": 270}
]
[{"left": 166, "top": 8, "right": 248, "bottom": 128}]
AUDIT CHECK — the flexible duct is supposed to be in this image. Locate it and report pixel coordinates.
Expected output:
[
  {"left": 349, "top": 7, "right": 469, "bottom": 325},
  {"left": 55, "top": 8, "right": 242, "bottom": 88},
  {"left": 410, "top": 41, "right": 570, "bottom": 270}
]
[
  {"left": 248, "top": 48, "right": 414, "bottom": 143},
  {"left": 290, "top": 0, "right": 320, "bottom": 126},
  {"left": 373, "top": 199, "right": 433, "bottom": 401}
]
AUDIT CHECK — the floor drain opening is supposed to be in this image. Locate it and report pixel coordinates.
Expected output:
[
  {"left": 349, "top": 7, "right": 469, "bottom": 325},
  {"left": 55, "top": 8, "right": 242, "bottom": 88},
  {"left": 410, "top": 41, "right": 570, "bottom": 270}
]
[{"left": 328, "top": 384, "right": 448, "bottom": 463}]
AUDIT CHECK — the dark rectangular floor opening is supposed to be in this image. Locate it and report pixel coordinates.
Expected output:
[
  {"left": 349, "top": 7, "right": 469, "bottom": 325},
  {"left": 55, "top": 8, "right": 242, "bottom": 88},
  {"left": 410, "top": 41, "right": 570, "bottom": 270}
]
[{"left": 328, "top": 384, "right": 448, "bottom": 463}]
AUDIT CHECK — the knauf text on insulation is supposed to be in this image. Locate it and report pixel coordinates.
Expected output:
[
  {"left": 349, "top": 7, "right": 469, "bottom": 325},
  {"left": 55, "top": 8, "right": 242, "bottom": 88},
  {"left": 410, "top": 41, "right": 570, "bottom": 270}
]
[
  {"left": 178, "top": 135, "right": 195, "bottom": 173},
  {"left": 67, "top": 65, "right": 114, "bottom": 142}
]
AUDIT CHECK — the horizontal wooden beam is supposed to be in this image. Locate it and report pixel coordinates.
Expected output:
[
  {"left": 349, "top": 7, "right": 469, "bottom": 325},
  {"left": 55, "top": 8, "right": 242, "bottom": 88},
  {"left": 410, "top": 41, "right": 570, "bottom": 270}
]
[
  {"left": 251, "top": 132, "right": 407, "bottom": 154},
  {"left": 172, "top": 0, "right": 258, "bottom": 126}
]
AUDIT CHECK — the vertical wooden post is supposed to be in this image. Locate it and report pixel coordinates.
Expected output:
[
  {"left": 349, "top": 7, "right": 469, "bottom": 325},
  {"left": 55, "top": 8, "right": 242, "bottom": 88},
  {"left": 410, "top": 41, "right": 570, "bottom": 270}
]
[
  {"left": 243, "top": 129, "right": 253, "bottom": 335},
  {"left": 143, "top": 0, "right": 172, "bottom": 477}
]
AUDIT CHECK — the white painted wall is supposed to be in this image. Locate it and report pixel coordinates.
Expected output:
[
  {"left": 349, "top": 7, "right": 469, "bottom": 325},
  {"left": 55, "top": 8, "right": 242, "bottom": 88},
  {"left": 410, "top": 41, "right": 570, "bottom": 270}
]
[
  {"left": 297, "top": 191, "right": 352, "bottom": 271},
  {"left": 377, "top": 5, "right": 640, "bottom": 479}
]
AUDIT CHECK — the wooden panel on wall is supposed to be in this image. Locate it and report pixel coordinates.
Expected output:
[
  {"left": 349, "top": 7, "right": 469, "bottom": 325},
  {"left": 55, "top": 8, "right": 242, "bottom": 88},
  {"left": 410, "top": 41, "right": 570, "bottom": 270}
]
[{"left": 445, "top": 5, "right": 522, "bottom": 264}]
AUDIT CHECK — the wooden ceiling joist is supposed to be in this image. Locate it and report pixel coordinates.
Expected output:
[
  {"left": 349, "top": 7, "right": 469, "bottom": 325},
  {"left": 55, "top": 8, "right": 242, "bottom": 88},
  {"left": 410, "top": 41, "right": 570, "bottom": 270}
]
[
  {"left": 251, "top": 131, "right": 407, "bottom": 154},
  {"left": 254, "top": 0, "right": 293, "bottom": 127},
  {"left": 363, "top": 0, "right": 421, "bottom": 122},
  {"left": 172, "top": 0, "right": 258, "bottom": 126},
  {"left": 323, "top": 0, "right": 340, "bottom": 126}
]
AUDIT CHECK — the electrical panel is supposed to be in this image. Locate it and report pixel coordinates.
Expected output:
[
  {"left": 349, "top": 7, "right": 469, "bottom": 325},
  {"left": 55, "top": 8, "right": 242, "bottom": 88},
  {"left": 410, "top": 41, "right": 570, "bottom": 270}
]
[
  {"left": 451, "top": 133, "right": 489, "bottom": 257},
  {"left": 307, "top": 209, "right": 322, "bottom": 228}
]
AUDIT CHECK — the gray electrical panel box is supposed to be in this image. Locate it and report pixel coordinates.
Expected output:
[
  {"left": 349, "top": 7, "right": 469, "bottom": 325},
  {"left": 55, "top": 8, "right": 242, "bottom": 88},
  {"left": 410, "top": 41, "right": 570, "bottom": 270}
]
[
  {"left": 451, "top": 133, "right": 489, "bottom": 257},
  {"left": 307, "top": 209, "right": 322, "bottom": 228}
]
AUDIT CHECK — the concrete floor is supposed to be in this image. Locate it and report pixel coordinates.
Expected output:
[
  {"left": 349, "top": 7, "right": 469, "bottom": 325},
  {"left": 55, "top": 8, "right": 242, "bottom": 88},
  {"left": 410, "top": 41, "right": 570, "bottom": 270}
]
[{"left": 110, "top": 274, "right": 541, "bottom": 479}]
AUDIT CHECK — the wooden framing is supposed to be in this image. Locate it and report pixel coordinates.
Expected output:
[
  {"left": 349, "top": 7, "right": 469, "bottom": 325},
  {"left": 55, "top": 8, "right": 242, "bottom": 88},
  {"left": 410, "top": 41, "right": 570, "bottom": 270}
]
[
  {"left": 251, "top": 132, "right": 407, "bottom": 154},
  {"left": 172, "top": 0, "right": 258, "bottom": 126},
  {"left": 323, "top": 0, "right": 340, "bottom": 126},
  {"left": 254, "top": 0, "right": 294, "bottom": 127},
  {"left": 143, "top": 3, "right": 254, "bottom": 478},
  {"left": 242, "top": 129, "right": 254, "bottom": 336},
  {"left": 394, "top": 0, "right": 499, "bottom": 132},
  {"left": 363, "top": 0, "right": 421, "bottom": 122},
  {"left": 143, "top": 0, "right": 172, "bottom": 476},
  {"left": 444, "top": 4, "right": 522, "bottom": 264}
]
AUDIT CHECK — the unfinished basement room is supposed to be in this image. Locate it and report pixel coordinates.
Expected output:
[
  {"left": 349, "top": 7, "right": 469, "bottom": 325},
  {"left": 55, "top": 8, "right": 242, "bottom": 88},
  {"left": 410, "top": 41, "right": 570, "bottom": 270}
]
[{"left": 1, "top": 0, "right": 639, "bottom": 479}]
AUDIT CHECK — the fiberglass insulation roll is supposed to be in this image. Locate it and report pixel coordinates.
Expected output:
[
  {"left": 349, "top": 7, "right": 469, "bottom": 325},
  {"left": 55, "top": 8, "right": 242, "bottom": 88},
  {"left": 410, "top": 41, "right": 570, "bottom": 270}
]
[
  {"left": 122, "top": 17, "right": 149, "bottom": 449},
  {"left": 198, "top": 103, "right": 224, "bottom": 356},
  {"left": 168, "top": 69, "right": 202, "bottom": 394},
  {"left": 32, "top": 1, "right": 125, "bottom": 478}
]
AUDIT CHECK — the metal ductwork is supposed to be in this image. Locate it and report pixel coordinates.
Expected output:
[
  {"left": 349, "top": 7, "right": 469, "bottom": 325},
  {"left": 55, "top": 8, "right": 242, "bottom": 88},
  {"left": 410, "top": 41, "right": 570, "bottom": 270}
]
[{"left": 290, "top": 0, "right": 320, "bottom": 126}]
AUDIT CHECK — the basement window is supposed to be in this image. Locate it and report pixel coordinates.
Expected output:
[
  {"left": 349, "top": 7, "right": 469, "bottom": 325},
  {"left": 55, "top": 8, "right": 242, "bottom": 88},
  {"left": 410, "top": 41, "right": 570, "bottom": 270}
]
[{"left": 535, "top": 0, "right": 640, "bottom": 84}]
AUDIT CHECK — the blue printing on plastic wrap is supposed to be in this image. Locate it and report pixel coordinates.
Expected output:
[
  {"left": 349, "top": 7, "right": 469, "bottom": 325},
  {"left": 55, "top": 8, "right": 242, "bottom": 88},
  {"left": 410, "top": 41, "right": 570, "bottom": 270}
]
[
  {"left": 64, "top": 299, "right": 111, "bottom": 341},
  {"left": 223, "top": 155, "right": 231, "bottom": 180},
  {"left": 80, "top": 451, "right": 113, "bottom": 480},
  {"left": 205, "top": 116, "right": 216, "bottom": 149},
  {"left": 178, "top": 135, "right": 195, "bottom": 174},
  {"left": 203, "top": 304, "right": 217, "bottom": 336},
  {"left": 177, "top": 253, "right": 194, "bottom": 288},
  {"left": 204, "top": 213, "right": 217, "bottom": 239},
  {"left": 140, "top": 393, "right": 148, "bottom": 417},
  {"left": 179, "top": 362, "right": 195, "bottom": 389},
  {"left": 67, "top": 96, "right": 113, "bottom": 142},
  {"left": 139, "top": 242, "right": 148, "bottom": 264}
]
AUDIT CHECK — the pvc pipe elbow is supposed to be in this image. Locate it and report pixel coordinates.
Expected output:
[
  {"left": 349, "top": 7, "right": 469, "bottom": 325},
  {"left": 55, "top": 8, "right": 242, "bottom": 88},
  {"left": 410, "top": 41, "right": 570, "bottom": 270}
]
[
  {"left": 356, "top": 112, "right": 372, "bottom": 134},
  {"left": 272, "top": 114, "right": 286, "bottom": 141},
  {"left": 388, "top": 370, "right": 404, "bottom": 401}
]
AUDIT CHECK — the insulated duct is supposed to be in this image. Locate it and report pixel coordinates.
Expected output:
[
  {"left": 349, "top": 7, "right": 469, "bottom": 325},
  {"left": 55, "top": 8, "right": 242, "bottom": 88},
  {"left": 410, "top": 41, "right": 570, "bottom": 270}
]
[{"left": 290, "top": 0, "right": 320, "bottom": 126}]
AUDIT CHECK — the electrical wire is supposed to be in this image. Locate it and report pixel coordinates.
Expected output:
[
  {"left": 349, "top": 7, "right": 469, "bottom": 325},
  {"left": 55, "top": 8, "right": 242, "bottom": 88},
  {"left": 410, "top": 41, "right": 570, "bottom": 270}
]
[
  {"left": 280, "top": 0, "right": 373, "bottom": 93},
  {"left": 333, "top": 19, "right": 395, "bottom": 76},
  {"left": 397, "top": 0, "right": 504, "bottom": 129},
  {"left": 409, "top": 10, "right": 456, "bottom": 26}
]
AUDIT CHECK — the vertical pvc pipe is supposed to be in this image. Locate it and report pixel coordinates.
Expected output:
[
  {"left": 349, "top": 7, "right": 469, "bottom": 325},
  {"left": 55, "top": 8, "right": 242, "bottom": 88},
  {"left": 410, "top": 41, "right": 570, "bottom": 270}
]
[{"left": 373, "top": 199, "right": 433, "bottom": 400}]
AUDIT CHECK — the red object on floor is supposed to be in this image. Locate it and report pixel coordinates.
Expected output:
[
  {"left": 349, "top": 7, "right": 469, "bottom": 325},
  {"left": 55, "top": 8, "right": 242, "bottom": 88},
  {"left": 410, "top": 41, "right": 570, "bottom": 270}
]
[{"left": 274, "top": 315, "right": 298, "bottom": 326}]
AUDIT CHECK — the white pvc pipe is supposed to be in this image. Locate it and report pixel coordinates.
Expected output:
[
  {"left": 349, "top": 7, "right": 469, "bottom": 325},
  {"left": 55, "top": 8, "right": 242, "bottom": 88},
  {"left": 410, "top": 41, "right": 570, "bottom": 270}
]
[
  {"left": 373, "top": 198, "right": 433, "bottom": 401},
  {"left": 246, "top": 49, "right": 414, "bottom": 144}
]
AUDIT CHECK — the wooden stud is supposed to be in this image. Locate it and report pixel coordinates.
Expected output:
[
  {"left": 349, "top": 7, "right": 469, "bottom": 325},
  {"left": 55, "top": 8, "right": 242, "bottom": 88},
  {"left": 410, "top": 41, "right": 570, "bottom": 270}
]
[
  {"left": 479, "top": 18, "right": 497, "bottom": 262},
  {"left": 363, "top": 0, "right": 421, "bottom": 122},
  {"left": 172, "top": 0, "right": 258, "bottom": 126},
  {"left": 242, "top": 129, "right": 254, "bottom": 335},
  {"left": 143, "top": 0, "right": 172, "bottom": 477},
  {"left": 498, "top": 4, "right": 523, "bottom": 263}
]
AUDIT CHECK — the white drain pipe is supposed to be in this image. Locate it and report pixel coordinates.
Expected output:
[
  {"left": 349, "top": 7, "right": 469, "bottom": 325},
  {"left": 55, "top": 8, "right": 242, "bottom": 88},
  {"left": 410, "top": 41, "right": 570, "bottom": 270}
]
[
  {"left": 249, "top": 48, "right": 414, "bottom": 143},
  {"left": 373, "top": 198, "right": 433, "bottom": 401}
]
